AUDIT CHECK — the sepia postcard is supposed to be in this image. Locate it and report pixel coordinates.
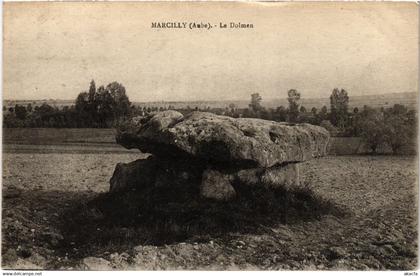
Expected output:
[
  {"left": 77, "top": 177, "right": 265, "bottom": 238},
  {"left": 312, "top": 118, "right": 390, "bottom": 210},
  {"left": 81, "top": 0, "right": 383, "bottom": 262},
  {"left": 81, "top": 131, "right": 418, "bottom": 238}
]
[{"left": 1, "top": 1, "right": 418, "bottom": 272}]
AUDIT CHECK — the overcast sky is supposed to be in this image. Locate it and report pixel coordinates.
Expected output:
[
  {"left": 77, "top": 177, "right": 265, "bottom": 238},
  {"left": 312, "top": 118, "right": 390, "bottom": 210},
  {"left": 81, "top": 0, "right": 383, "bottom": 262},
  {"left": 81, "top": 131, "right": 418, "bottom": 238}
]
[{"left": 3, "top": 2, "right": 418, "bottom": 102}]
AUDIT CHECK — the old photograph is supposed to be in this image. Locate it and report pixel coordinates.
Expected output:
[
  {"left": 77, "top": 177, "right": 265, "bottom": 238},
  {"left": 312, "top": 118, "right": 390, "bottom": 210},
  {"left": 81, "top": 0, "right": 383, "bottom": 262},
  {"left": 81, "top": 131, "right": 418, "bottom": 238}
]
[{"left": 2, "top": 1, "right": 418, "bottom": 271}]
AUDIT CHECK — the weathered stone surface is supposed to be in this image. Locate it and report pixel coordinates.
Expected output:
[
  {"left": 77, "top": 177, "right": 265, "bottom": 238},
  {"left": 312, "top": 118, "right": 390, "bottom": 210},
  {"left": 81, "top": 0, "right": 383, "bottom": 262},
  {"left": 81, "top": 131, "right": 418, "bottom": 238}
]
[
  {"left": 8, "top": 259, "right": 43, "bottom": 270},
  {"left": 110, "top": 157, "right": 301, "bottom": 197},
  {"left": 236, "top": 163, "right": 300, "bottom": 189},
  {"left": 117, "top": 111, "right": 330, "bottom": 168},
  {"left": 110, "top": 156, "right": 158, "bottom": 193},
  {"left": 109, "top": 156, "right": 205, "bottom": 194},
  {"left": 200, "top": 169, "right": 236, "bottom": 201},
  {"left": 79, "top": 257, "right": 112, "bottom": 270},
  {"left": 112, "top": 111, "right": 329, "bottom": 199}
]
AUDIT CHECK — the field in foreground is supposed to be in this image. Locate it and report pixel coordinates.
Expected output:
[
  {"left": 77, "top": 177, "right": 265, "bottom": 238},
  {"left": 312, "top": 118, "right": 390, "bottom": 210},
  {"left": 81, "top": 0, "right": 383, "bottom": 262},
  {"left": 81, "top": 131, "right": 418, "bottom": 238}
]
[{"left": 2, "top": 148, "right": 418, "bottom": 270}]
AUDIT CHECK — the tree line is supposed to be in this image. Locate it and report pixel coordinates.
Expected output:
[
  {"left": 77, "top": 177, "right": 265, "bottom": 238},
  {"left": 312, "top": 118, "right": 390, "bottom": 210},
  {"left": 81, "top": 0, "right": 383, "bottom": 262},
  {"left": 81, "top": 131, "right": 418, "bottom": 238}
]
[
  {"left": 3, "top": 82, "right": 417, "bottom": 154},
  {"left": 235, "top": 89, "right": 416, "bottom": 154},
  {"left": 4, "top": 80, "right": 131, "bottom": 128}
]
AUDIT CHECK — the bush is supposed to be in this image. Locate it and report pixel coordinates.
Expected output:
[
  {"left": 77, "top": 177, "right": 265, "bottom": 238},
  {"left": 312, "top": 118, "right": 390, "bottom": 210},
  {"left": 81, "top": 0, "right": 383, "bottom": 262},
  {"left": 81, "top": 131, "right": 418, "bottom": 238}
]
[
  {"left": 320, "top": 120, "right": 338, "bottom": 136},
  {"left": 355, "top": 105, "right": 417, "bottom": 154}
]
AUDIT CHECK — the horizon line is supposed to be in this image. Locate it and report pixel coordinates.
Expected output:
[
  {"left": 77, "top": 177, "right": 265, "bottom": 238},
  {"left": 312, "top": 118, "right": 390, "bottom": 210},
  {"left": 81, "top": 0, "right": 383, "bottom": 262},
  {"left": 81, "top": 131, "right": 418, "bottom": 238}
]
[{"left": 3, "top": 91, "right": 417, "bottom": 103}]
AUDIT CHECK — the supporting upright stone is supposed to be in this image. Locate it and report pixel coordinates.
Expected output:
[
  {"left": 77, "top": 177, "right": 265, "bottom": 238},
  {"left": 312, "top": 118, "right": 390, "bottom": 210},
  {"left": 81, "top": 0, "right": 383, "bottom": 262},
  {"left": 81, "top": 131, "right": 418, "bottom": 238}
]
[
  {"left": 109, "top": 157, "right": 158, "bottom": 193},
  {"left": 235, "top": 163, "right": 300, "bottom": 190},
  {"left": 200, "top": 169, "right": 236, "bottom": 201}
]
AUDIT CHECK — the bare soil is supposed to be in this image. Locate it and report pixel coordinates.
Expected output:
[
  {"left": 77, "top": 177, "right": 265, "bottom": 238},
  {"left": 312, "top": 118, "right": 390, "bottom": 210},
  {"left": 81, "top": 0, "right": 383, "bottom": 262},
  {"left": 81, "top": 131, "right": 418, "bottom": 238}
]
[{"left": 2, "top": 147, "right": 417, "bottom": 270}]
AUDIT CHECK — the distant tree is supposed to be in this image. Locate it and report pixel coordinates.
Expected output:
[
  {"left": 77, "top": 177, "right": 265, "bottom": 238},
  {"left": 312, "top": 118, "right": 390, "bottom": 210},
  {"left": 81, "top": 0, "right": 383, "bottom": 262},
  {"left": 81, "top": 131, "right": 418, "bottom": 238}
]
[
  {"left": 287, "top": 89, "right": 300, "bottom": 123},
  {"left": 241, "top": 108, "right": 252, "bottom": 118},
  {"left": 75, "top": 92, "right": 89, "bottom": 112},
  {"left": 320, "top": 120, "right": 338, "bottom": 135},
  {"left": 357, "top": 107, "right": 386, "bottom": 153},
  {"left": 261, "top": 108, "right": 274, "bottom": 121},
  {"left": 311, "top": 107, "right": 317, "bottom": 115},
  {"left": 330, "top": 88, "right": 349, "bottom": 130},
  {"left": 312, "top": 105, "right": 328, "bottom": 125},
  {"left": 96, "top": 85, "right": 114, "bottom": 127},
  {"left": 406, "top": 109, "right": 417, "bottom": 128},
  {"left": 249, "top": 93, "right": 263, "bottom": 113},
  {"left": 8, "top": 107, "right": 13, "bottom": 113},
  {"left": 362, "top": 105, "right": 369, "bottom": 112},
  {"left": 274, "top": 106, "right": 287, "bottom": 122},
  {"left": 300, "top": 106, "right": 306, "bottom": 113},
  {"left": 382, "top": 104, "right": 415, "bottom": 153},
  {"left": 86, "top": 80, "right": 98, "bottom": 120},
  {"left": 37, "top": 103, "right": 55, "bottom": 115},
  {"left": 14, "top": 104, "right": 27, "bottom": 120},
  {"left": 106, "top": 82, "right": 131, "bottom": 119},
  {"left": 383, "top": 114, "right": 410, "bottom": 153},
  {"left": 347, "top": 107, "right": 361, "bottom": 136},
  {"left": 73, "top": 80, "right": 131, "bottom": 127},
  {"left": 88, "top": 79, "right": 96, "bottom": 104},
  {"left": 26, "top": 103, "right": 33, "bottom": 113},
  {"left": 385, "top": 104, "right": 407, "bottom": 116}
]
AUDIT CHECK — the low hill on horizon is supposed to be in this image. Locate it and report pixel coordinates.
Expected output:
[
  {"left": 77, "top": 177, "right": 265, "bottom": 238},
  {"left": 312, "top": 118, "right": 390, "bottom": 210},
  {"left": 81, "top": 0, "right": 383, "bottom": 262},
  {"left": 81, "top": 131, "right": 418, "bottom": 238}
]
[
  {"left": 4, "top": 91, "right": 417, "bottom": 111},
  {"left": 132, "top": 92, "right": 418, "bottom": 110}
]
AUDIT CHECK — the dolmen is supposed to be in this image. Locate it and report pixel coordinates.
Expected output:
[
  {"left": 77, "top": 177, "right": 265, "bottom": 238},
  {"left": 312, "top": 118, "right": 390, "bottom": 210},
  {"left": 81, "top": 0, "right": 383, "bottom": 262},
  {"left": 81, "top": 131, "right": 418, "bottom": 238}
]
[{"left": 110, "top": 111, "right": 330, "bottom": 201}]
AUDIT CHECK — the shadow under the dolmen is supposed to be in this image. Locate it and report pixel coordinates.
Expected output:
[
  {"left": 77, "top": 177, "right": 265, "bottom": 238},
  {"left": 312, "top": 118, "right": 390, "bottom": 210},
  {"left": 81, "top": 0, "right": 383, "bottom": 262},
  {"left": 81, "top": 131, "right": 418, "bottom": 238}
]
[{"left": 59, "top": 181, "right": 349, "bottom": 257}]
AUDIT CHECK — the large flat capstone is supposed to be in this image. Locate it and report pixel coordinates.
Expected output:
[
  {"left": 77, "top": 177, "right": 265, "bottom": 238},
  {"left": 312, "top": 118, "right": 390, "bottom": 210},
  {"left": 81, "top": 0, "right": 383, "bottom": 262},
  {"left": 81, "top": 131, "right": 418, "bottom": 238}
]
[
  {"left": 110, "top": 111, "right": 330, "bottom": 200},
  {"left": 117, "top": 111, "right": 330, "bottom": 168}
]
